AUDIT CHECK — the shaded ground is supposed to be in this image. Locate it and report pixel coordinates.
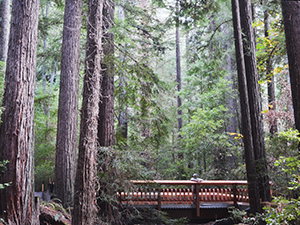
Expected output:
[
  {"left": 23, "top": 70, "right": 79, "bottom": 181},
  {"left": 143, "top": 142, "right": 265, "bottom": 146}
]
[{"left": 39, "top": 202, "right": 71, "bottom": 225}]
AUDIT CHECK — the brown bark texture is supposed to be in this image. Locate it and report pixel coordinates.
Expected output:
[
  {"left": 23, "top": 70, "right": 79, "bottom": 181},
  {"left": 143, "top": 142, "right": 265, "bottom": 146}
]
[
  {"left": 231, "top": 0, "right": 262, "bottom": 214},
  {"left": 98, "top": 0, "right": 115, "bottom": 147},
  {"left": 0, "top": 0, "right": 40, "bottom": 224},
  {"left": 239, "top": 0, "right": 271, "bottom": 203},
  {"left": 0, "top": 0, "right": 10, "bottom": 62},
  {"left": 55, "top": 0, "right": 82, "bottom": 207},
  {"left": 72, "top": 0, "right": 103, "bottom": 224},
  {"left": 281, "top": 0, "right": 300, "bottom": 135}
]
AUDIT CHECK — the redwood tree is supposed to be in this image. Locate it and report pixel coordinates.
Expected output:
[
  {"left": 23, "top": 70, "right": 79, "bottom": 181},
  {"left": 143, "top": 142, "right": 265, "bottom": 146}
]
[
  {"left": 0, "top": 0, "right": 10, "bottom": 62},
  {"left": 239, "top": 0, "right": 271, "bottom": 203},
  {"left": 281, "top": 0, "right": 300, "bottom": 137},
  {"left": 55, "top": 0, "right": 82, "bottom": 207},
  {"left": 0, "top": 0, "right": 40, "bottom": 224},
  {"left": 231, "top": 0, "right": 261, "bottom": 214},
  {"left": 98, "top": 0, "right": 115, "bottom": 146},
  {"left": 72, "top": 0, "right": 103, "bottom": 223}
]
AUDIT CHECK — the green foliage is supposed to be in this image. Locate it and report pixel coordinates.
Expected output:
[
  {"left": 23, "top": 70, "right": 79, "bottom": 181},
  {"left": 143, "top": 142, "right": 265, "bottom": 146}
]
[
  {"left": 265, "top": 196, "right": 300, "bottom": 225},
  {"left": 262, "top": 129, "right": 300, "bottom": 224},
  {"left": 0, "top": 160, "right": 10, "bottom": 189},
  {"left": 34, "top": 82, "right": 58, "bottom": 191},
  {"left": 222, "top": 207, "right": 267, "bottom": 225},
  {"left": 264, "top": 151, "right": 300, "bottom": 224},
  {"left": 265, "top": 129, "right": 300, "bottom": 197}
]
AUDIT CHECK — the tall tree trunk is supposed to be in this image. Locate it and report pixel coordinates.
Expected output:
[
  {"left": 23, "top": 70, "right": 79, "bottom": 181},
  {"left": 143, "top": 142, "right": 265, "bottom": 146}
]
[
  {"left": 265, "top": 0, "right": 277, "bottom": 135},
  {"left": 232, "top": 0, "right": 262, "bottom": 214},
  {"left": 72, "top": 0, "right": 102, "bottom": 223},
  {"left": 117, "top": 4, "right": 128, "bottom": 141},
  {"left": 176, "top": 26, "right": 182, "bottom": 134},
  {"left": 0, "top": 0, "right": 40, "bottom": 223},
  {"left": 41, "top": 1, "right": 50, "bottom": 116},
  {"left": 55, "top": 0, "right": 82, "bottom": 207},
  {"left": 0, "top": 0, "right": 10, "bottom": 62},
  {"left": 239, "top": 0, "right": 271, "bottom": 203},
  {"left": 281, "top": 0, "right": 300, "bottom": 140},
  {"left": 98, "top": 0, "right": 115, "bottom": 146}
]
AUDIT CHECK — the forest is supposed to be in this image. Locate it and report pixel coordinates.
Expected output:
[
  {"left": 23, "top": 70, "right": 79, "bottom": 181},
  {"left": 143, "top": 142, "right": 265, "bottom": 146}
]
[{"left": 0, "top": 0, "right": 300, "bottom": 224}]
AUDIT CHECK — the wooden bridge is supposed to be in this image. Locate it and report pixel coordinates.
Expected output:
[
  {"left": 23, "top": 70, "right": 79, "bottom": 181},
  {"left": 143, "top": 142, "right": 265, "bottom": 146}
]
[{"left": 118, "top": 180, "right": 252, "bottom": 221}]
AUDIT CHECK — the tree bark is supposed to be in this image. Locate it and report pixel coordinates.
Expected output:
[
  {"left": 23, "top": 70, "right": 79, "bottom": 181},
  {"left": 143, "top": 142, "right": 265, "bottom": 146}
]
[
  {"left": 239, "top": 0, "right": 271, "bottom": 203},
  {"left": 98, "top": 0, "right": 115, "bottom": 146},
  {"left": 232, "top": 0, "right": 262, "bottom": 214},
  {"left": 55, "top": 0, "right": 82, "bottom": 207},
  {"left": 281, "top": 0, "right": 300, "bottom": 138},
  {"left": 0, "top": 0, "right": 10, "bottom": 62},
  {"left": 0, "top": 0, "right": 40, "bottom": 224},
  {"left": 72, "top": 0, "right": 103, "bottom": 224}
]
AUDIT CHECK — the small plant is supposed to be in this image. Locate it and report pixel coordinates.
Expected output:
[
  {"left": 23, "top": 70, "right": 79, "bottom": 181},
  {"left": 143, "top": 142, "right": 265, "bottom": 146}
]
[{"left": 0, "top": 160, "right": 10, "bottom": 189}]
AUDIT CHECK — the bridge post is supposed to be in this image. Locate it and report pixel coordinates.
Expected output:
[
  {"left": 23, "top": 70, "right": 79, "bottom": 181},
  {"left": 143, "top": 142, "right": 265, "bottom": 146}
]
[
  {"left": 196, "top": 184, "right": 200, "bottom": 217},
  {"left": 158, "top": 188, "right": 161, "bottom": 211},
  {"left": 233, "top": 184, "right": 238, "bottom": 208}
]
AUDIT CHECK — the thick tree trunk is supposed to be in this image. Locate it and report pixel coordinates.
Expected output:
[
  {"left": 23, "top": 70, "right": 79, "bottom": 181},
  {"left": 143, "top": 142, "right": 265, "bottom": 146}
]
[
  {"left": 55, "top": 0, "right": 82, "bottom": 207},
  {"left": 72, "top": 0, "right": 103, "bottom": 224},
  {"left": 232, "top": 0, "right": 262, "bottom": 214},
  {"left": 239, "top": 0, "right": 271, "bottom": 203},
  {"left": 98, "top": 0, "right": 115, "bottom": 146},
  {"left": 0, "top": 0, "right": 40, "bottom": 224},
  {"left": 281, "top": 0, "right": 300, "bottom": 137},
  {"left": 0, "top": 0, "right": 10, "bottom": 62}
]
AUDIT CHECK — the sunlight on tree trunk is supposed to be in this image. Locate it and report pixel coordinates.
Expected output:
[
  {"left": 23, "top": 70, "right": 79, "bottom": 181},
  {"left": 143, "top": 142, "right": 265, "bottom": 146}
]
[{"left": 0, "top": 0, "right": 10, "bottom": 62}]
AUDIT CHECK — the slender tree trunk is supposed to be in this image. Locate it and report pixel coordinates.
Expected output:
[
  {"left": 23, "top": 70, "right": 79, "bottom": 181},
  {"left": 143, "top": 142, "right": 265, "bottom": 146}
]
[
  {"left": 0, "top": 0, "right": 10, "bottom": 62},
  {"left": 0, "top": 0, "right": 40, "bottom": 223},
  {"left": 281, "top": 0, "right": 300, "bottom": 139},
  {"left": 98, "top": 0, "right": 115, "bottom": 146},
  {"left": 55, "top": 0, "right": 82, "bottom": 207},
  {"left": 42, "top": 1, "right": 50, "bottom": 116},
  {"left": 239, "top": 0, "right": 271, "bottom": 203},
  {"left": 232, "top": 0, "right": 262, "bottom": 214},
  {"left": 72, "top": 0, "right": 103, "bottom": 224},
  {"left": 265, "top": 0, "right": 277, "bottom": 135},
  {"left": 117, "top": 4, "right": 128, "bottom": 141},
  {"left": 176, "top": 26, "right": 182, "bottom": 134}
]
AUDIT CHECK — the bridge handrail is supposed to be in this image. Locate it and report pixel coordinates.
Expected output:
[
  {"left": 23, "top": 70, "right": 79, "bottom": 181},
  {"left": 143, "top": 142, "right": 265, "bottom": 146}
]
[
  {"left": 130, "top": 180, "right": 248, "bottom": 186},
  {"left": 118, "top": 180, "right": 250, "bottom": 217}
]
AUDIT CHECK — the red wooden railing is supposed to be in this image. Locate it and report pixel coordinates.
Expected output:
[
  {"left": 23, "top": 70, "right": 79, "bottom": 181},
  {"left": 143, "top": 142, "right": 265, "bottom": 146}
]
[{"left": 118, "top": 180, "right": 250, "bottom": 217}]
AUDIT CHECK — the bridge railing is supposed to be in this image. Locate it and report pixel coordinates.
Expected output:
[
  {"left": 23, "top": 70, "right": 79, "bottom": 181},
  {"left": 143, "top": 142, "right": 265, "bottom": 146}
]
[{"left": 117, "top": 180, "right": 249, "bottom": 217}]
